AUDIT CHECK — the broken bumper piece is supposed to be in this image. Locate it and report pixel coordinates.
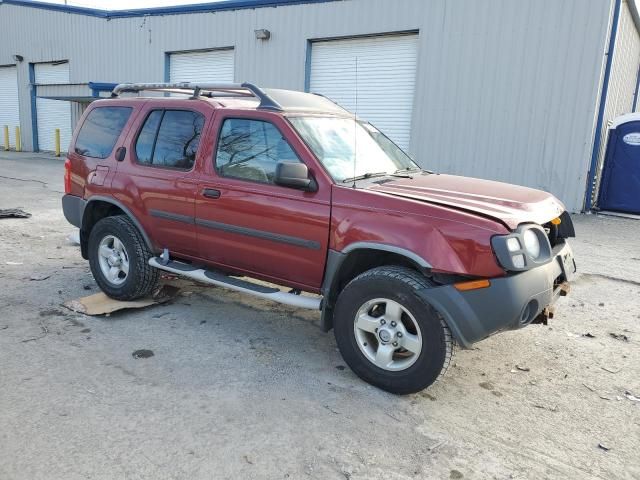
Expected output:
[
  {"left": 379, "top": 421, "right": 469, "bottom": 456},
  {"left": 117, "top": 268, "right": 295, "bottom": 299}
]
[{"left": 416, "top": 241, "right": 576, "bottom": 348}]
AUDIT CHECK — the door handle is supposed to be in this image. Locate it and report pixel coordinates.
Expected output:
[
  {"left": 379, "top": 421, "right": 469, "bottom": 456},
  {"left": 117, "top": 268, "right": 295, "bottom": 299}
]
[{"left": 202, "top": 188, "right": 221, "bottom": 199}]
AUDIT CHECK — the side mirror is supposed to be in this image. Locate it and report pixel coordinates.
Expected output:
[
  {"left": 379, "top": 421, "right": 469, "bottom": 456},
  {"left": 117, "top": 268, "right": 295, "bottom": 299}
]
[
  {"left": 115, "top": 146, "right": 126, "bottom": 162},
  {"left": 274, "top": 162, "right": 317, "bottom": 192}
]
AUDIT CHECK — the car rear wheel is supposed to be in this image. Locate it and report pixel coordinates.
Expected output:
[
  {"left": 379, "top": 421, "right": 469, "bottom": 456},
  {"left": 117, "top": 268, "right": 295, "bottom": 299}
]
[
  {"left": 333, "top": 266, "right": 454, "bottom": 394},
  {"left": 88, "top": 215, "right": 159, "bottom": 301}
]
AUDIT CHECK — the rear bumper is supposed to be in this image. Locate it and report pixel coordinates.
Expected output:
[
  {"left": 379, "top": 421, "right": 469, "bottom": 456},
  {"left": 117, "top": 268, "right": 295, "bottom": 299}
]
[
  {"left": 418, "top": 241, "right": 576, "bottom": 348},
  {"left": 62, "top": 194, "right": 86, "bottom": 228}
]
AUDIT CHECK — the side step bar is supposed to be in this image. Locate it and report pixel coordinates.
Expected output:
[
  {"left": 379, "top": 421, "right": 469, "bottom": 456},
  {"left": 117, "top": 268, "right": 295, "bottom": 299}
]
[{"left": 149, "top": 258, "right": 322, "bottom": 310}]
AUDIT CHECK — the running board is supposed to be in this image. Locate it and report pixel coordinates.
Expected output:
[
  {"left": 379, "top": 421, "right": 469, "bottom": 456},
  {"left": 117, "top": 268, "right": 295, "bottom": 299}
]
[{"left": 149, "top": 258, "right": 322, "bottom": 310}]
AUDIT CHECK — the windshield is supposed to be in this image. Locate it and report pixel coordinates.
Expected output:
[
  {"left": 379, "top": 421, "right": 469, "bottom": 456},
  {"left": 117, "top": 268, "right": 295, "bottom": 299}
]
[{"left": 287, "top": 116, "right": 419, "bottom": 182}]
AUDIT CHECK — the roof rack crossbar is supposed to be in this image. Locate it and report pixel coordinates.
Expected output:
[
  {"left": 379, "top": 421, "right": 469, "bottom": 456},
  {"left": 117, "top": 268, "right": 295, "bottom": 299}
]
[{"left": 110, "top": 82, "right": 283, "bottom": 111}]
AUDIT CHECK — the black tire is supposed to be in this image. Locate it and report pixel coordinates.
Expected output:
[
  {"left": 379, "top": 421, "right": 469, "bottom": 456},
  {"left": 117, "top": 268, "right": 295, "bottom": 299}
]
[
  {"left": 333, "top": 266, "right": 454, "bottom": 394},
  {"left": 88, "top": 215, "right": 159, "bottom": 301}
]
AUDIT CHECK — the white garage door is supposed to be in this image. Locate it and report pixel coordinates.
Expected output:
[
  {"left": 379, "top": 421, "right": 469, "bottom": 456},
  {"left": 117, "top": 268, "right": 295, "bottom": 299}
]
[
  {"left": 35, "top": 62, "right": 72, "bottom": 152},
  {"left": 0, "top": 65, "right": 20, "bottom": 149},
  {"left": 310, "top": 34, "right": 418, "bottom": 151},
  {"left": 169, "top": 49, "right": 235, "bottom": 83}
]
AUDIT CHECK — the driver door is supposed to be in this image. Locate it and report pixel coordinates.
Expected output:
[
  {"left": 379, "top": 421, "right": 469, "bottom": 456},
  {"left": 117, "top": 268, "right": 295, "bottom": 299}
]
[{"left": 195, "top": 111, "right": 331, "bottom": 291}]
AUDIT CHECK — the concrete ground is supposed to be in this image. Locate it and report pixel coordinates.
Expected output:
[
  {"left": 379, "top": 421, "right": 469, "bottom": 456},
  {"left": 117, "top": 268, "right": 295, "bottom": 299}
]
[{"left": 0, "top": 151, "right": 638, "bottom": 480}]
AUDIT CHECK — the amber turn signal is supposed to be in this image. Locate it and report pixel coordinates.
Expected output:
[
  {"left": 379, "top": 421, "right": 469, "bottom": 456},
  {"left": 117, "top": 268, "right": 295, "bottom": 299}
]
[
  {"left": 551, "top": 217, "right": 562, "bottom": 225},
  {"left": 454, "top": 279, "right": 491, "bottom": 291}
]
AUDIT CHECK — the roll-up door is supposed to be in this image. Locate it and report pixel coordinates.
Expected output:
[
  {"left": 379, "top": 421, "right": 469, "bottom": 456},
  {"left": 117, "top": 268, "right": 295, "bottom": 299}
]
[
  {"left": 0, "top": 66, "right": 20, "bottom": 149},
  {"left": 35, "top": 62, "right": 72, "bottom": 152},
  {"left": 310, "top": 34, "right": 419, "bottom": 151},
  {"left": 169, "top": 49, "right": 235, "bottom": 83}
]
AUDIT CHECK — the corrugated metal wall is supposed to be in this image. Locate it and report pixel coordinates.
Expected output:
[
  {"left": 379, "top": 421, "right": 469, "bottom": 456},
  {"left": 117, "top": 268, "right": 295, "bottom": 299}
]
[
  {"left": 0, "top": 0, "right": 614, "bottom": 211},
  {"left": 592, "top": 0, "right": 640, "bottom": 206},
  {"left": 70, "top": 102, "right": 88, "bottom": 133}
]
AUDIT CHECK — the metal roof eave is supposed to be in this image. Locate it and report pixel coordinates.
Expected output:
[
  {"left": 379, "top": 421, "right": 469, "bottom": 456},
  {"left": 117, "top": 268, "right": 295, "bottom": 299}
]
[
  {"left": 36, "top": 95, "right": 96, "bottom": 103},
  {"left": 0, "top": 0, "right": 341, "bottom": 19}
]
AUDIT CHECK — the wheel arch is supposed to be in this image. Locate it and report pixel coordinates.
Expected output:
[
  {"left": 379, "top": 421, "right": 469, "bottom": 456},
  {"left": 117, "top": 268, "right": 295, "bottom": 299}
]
[
  {"left": 81, "top": 196, "right": 155, "bottom": 259},
  {"left": 320, "top": 243, "right": 432, "bottom": 332}
]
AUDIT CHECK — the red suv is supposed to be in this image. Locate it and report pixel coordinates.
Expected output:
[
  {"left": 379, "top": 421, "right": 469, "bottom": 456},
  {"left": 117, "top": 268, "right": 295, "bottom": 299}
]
[{"left": 62, "top": 83, "right": 576, "bottom": 394}]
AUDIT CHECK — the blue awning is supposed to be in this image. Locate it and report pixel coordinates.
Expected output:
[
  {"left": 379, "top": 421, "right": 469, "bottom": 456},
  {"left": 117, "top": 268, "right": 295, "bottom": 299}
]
[{"left": 88, "top": 82, "right": 120, "bottom": 97}]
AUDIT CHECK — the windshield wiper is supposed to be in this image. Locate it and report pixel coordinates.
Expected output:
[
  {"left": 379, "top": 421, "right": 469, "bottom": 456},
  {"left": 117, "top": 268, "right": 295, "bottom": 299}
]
[
  {"left": 342, "top": 171, "right": 388, "bottom": 183},
  {"left": 394, "top": 166, "right": 435, "bottom": 175},
  {"left": 394, "top": 166, "right": 422, "bottom": 174},
  {"left": 342, "top": 171, "right": 416, "bottom": 184}
]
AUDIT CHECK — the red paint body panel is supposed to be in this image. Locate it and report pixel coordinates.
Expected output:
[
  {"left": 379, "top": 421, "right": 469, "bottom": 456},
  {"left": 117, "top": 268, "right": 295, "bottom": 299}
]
[
  {"left": 111, "top": 100, "right": 215, "bottom": 258},
  {"left": 195, "top": 109, "right": 332, "bottom": 290},
  {"left": 330, "top": 185, "right": 509, "bottom": 278},
  {"left": 66, "top": 99, "right": 142, "bottom": 199},
  {"left": 368, "top": 174, "right": 565, "bottom": 230},
  {"left": 68, "top": 95, "right": 568, "bottom": 292}
]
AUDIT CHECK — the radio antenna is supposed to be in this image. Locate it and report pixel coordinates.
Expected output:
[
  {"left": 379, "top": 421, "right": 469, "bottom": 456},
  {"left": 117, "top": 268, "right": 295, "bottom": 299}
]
[{"left": 352, "top": 57, "right": 358, "bottom": 189}]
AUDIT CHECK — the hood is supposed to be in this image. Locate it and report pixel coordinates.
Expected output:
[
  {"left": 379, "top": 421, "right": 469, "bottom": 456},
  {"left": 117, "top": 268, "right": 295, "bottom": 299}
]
[{"left": 367, "top": 173, "right": 565, "bottom": 230}]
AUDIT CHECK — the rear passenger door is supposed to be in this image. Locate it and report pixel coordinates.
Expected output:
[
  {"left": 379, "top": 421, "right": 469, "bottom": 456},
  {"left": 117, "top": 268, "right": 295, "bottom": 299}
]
[
  {"left": 113, "top": 105, "right": 210, "bottom": 258},
  {"left": 195, "top": 112, "right": 331, "bottom": 291}
]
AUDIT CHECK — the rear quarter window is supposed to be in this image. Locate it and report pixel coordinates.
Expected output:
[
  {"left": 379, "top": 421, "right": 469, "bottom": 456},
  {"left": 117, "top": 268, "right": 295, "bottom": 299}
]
[{"left": 74, "top": 107, "right": 132, "bottom": 159}]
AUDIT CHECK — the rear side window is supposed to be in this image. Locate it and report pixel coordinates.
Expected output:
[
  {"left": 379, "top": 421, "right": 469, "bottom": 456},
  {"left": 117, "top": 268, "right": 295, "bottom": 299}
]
[
  {"left": 215, "top": 118, "right": 301, "bottom": 184},
  {"left": 74, "top": 107, "right": 132, "bottom": 158},
  {"left": 135, "top": 109, "right": 205, "bottom": 170},
  {"left": 135, "top": 111, "right": 163, "bottom": 164}
]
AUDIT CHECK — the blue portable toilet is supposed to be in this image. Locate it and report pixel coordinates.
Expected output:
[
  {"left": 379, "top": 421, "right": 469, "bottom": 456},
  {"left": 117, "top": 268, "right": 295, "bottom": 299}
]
[{"left": 597, "top": 113, "right": 640, "bottom": 214}]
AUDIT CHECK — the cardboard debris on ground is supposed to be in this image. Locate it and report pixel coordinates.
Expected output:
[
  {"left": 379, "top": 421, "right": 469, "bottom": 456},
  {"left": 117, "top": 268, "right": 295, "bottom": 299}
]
[
  {"left": 0, "top": 208, "right": 31, "bottom": 219},
  {"left": 63, "top": 284, "right": 180, "bottom": 315}
]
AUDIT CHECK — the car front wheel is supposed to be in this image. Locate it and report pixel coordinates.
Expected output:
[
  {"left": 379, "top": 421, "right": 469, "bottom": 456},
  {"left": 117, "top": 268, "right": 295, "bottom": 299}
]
[{"left": 333, "top": 266, "right": 454, "bottom": 394}]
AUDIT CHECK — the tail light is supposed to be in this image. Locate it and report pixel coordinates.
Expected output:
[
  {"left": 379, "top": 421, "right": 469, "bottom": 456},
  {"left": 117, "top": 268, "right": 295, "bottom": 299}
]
[{"left": 64, "top": 158, "right": 72, "bottom": 194}]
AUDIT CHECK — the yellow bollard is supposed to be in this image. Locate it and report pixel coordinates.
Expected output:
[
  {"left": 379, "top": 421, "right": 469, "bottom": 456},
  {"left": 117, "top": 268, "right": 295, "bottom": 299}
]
[
  {"left": 15, "top": 126, "right": 21, "bottom": 152},
  {"left": 55, "top": 128, "right": 61, "bottom": 157},
  {"left": 3, "top": 126, "right": 8, "bottom": 151}
]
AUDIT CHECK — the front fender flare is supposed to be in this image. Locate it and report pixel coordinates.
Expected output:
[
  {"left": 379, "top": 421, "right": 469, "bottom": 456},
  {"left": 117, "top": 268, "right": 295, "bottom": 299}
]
[
  {"left": 319, "top": 243, "right": 432, "bottom": 332},
  {"left": 82, "top": 196, "right": 156, "bottom": 255}
]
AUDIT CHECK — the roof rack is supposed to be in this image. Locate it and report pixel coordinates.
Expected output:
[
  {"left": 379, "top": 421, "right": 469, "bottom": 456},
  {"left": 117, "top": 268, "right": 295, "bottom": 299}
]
[{"left": 110, "top": 82, "right": 283, "bottom": 111}]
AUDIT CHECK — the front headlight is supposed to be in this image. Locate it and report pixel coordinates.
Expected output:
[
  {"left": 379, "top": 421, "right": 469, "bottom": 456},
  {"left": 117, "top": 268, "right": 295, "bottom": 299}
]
[
  {"left": 491, "top": 224, "right": 552, "bottom": 272},
  {"left": 522, "top": 229, "right": 541, "bottom": 259}
]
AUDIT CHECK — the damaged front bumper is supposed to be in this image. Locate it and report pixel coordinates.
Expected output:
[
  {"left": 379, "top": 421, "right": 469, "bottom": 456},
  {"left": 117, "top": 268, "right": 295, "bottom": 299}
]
[{"left": 417, "top": 241, "right": 576, "bottom": 348}]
